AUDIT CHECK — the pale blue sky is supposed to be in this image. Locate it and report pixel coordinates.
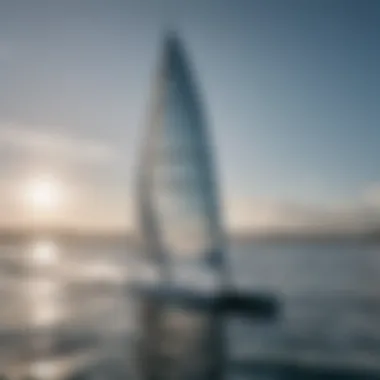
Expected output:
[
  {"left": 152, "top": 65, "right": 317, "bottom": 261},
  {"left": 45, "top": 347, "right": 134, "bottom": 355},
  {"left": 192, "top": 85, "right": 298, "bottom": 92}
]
[{"left": 0, "top": 0, "right": 379, "bottom": 231}]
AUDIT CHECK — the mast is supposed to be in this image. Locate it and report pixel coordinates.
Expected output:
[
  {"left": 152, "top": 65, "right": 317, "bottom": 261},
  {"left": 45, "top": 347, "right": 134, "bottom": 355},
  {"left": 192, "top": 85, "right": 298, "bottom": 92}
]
[{"left": 137, "top": 31, "right": 228, "bottom": 284}]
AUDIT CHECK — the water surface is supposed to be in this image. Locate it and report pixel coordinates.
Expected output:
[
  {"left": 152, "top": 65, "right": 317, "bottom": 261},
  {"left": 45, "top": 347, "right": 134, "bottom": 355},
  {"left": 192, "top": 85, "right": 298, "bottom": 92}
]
[{"left": 1, "top": 239, "right": 380, "bottom": 379}]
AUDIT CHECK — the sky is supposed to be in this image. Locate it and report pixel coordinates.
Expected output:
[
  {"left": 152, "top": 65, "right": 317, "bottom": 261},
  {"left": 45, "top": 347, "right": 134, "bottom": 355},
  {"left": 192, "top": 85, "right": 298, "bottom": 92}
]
[{"left": 0, "top": 0, "right": 379, "bottom": 233}]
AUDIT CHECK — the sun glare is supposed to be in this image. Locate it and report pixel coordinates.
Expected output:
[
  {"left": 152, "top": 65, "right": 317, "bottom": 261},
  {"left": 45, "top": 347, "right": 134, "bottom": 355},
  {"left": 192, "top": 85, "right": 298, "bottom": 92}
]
[
  {"left": 31, "top": 240, "right": 59, "bottom": 266},
  {"left": 31, "top": 360, "right": 57, "bottom": 380},
  {"left": 26, "top": 176, "right": 63, "bottom": 211}
]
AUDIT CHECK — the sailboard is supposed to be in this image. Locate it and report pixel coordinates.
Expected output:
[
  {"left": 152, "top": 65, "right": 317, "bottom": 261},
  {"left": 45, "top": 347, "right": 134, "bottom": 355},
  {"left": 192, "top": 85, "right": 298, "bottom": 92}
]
[
  {"left": 133, "top": 32, "right": 277, "bottom": 380},
  {"left": 134, "top": 31, "right": 228, "bottom": 380}
]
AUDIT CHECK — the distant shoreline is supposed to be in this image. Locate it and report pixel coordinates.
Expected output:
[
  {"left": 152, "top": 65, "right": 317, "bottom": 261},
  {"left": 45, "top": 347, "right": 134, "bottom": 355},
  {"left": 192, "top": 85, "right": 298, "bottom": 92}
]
[
  {"left": 1, "top": 228, "right": 380, "bottom": 245},
  {"left": 233, "top": 230, "right": 380, "bottom": 245}
]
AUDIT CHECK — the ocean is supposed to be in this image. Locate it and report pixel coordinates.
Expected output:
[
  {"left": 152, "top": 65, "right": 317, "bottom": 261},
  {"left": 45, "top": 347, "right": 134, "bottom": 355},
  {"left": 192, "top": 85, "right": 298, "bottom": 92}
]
[{"left": 1, "top": 239, "right": 380, "bottom": 379}]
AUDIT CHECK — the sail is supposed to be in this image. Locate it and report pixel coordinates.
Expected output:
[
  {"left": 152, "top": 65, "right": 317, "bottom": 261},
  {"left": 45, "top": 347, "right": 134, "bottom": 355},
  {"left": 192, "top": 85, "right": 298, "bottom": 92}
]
[
  {"left": 137, "top": 32, "right": 225, "bottom": 271},
  {"left": 134, "top": 32, "right": 230, "bottom": 380}
]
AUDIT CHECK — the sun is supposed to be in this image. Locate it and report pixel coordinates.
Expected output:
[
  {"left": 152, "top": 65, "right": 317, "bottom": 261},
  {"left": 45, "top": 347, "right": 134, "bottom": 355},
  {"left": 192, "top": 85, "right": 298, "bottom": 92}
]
[{"left": 26, "top": 176, "right": 63, "bottom": 211}]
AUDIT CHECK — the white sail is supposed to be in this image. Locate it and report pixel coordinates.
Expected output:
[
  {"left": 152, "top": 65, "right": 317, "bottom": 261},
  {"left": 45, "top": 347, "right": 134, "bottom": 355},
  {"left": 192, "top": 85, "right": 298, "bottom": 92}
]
[
  {"left": 133, "top": 33, "right": 278, "bottom": 380},
  {"left": 134, "top": 32, "right": 228, "bottom": 380},
  {"left": 137, "top": 32, "right": 225, "bottom": 273}
]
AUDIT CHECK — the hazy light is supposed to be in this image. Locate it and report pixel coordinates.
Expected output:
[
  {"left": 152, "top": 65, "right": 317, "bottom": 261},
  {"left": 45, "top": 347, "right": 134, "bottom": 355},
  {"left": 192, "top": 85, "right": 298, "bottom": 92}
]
[
  {"left": 30, "top": 360, "right": 57, "bottom": 379},
  {"left": 32, "top": 298, "right": 60, "bottom": 327},
  {"left": 30, "top": 240, "right": 59, "bottom": 266},
  {"left": 81, "top": 261, "right": 125, "bottom": 284},
  {"left": 26, "top": 175, "right": 63, "bottom": 211},
  {"left": 30, "top": 279, "right": 61, "bottom": 325}
]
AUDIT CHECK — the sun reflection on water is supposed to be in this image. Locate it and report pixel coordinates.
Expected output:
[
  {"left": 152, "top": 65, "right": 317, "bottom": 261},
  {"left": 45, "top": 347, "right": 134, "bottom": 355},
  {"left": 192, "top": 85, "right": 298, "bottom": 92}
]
[
  {"left": 26, "top": 240, "right": 63, "bottom": 328},
  {"left": 30, "top": 279, "right": 63, "bottom": 327},
  {"left": 29, "top": 240, "right": 59, "bottom": 266},
  {"left": 30, "top": 360, "right": 57, "bottom": 379}
]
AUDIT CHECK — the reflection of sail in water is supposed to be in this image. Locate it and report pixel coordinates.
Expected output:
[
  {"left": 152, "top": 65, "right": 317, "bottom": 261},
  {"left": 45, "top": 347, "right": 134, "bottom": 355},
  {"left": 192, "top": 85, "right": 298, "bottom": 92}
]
[{"left": 135, "top": 32, "right": 227, "bottom": 380}]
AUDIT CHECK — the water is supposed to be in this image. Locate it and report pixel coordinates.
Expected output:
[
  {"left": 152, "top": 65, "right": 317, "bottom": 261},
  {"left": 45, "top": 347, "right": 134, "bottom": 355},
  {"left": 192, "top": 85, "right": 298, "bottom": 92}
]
[{"left": 1, "top": 239, "right": 380, "bottom": 379}]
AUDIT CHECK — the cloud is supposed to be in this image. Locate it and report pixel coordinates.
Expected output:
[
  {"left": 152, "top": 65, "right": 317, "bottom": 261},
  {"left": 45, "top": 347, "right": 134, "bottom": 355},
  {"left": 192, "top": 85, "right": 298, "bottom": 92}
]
[
  {"left": 2, "top": 123, "right": 380, "bottom": 234},
  {"left": 0, "top": 124, "right": 121, "bottom": 165},
  {"left": 0, "top": 123, "right": 129, "bottom": 230},
  {"left": 225, "top": 198, "right": 328, "bottom": 231},
  {"left": 362, "top": 183, "right": 380, "bottom": 208},
  {"left": 225, "top": 187, "right": 380, "bottom": 233}
]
